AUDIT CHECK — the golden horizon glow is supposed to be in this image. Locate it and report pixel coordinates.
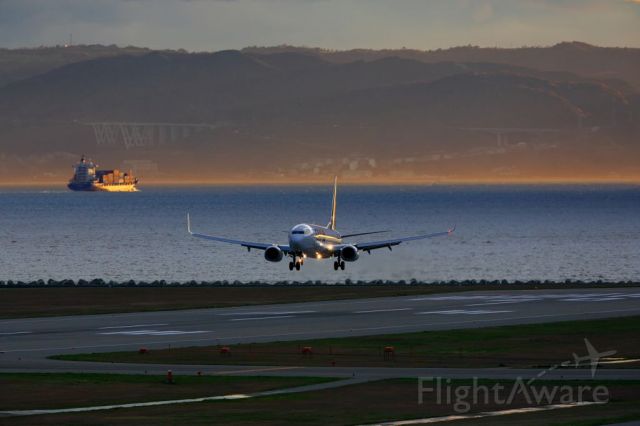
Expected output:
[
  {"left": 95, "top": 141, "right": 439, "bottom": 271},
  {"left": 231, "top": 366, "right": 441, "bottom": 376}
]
[{"left": 2, "top": 176, "right": 640, "bottom": 187}]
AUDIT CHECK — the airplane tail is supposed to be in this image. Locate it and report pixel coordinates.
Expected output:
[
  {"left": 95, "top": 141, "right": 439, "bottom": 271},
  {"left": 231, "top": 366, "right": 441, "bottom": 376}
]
[{"left": 328, "top": 176, "right": 337, "bottom": 230}]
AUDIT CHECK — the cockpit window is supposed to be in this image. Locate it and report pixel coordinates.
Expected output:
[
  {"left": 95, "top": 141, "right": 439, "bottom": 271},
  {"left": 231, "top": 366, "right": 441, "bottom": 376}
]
[{"left": 292, "top": 225, "right": 313, "bottom": 235}]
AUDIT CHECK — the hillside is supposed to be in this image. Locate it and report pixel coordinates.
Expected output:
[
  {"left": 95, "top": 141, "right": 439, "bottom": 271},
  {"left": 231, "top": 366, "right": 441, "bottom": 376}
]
[
  {"left": 0, "top": 44, "right": 638, "bottom": 183},
  {"left": 0, "top": 45, "right": 151, "bottom": 89},
  {"left": 244, "top": 42, "right": 640, "bottom": 91}
]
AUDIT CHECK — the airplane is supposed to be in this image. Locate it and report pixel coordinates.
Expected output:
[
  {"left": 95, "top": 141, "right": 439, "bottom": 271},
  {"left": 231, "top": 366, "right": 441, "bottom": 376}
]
[{"left": 187, "top": 177, "right": 455, "bottom": 271}]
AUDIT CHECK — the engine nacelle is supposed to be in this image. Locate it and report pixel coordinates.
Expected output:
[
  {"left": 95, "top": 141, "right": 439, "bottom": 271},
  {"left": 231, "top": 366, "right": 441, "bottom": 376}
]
[
  {"left": 340, "top": 245, "right": 359, "bottom": 262},
  {"left": 264, "top": 245, "right": 284, "bottom": 262}
]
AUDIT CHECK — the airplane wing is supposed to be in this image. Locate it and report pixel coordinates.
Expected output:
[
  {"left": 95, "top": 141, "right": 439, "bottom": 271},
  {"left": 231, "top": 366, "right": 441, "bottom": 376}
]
[
  {"left": 353, "top": 226, "right": 455, "bottom": 253},
  {"left": 187, "top": 214, "right": 291, "bottom": 253},
  {"left": 341, "top": 230, "right": 390, "bottom": 239}
]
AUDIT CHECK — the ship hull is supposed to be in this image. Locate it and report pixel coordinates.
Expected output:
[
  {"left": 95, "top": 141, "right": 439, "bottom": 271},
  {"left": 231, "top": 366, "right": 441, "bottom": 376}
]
[
  {"left": 68, "top": 183, "right": 138, "bottom": 192},
  {"left": 67, "top": 182, "right": 95, "bottom": 191}
]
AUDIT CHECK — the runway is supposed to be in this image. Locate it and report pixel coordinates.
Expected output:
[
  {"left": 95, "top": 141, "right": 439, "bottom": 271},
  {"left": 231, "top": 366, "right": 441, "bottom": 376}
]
[{"left": 1, "top": 288, "right": 640, "bottom": 379}]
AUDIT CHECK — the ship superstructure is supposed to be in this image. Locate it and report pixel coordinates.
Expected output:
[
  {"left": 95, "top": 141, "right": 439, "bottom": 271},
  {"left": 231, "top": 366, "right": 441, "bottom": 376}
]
[{"left": 68, "top": 156, "right": 138, "bottom": 192}]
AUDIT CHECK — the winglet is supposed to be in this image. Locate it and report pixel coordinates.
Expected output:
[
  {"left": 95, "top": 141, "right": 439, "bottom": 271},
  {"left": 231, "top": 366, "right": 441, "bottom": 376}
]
[
  {"left": 448, "top": 224, "right": 456, "bottom": 235},
  {"left": 187, "top": 213, "right": 192, "bottom": 234}
]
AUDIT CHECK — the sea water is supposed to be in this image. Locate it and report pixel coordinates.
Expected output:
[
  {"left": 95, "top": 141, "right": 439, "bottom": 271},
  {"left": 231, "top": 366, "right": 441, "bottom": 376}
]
[{"left": 0, "top": 185, "right": 638, "bottom": 283}]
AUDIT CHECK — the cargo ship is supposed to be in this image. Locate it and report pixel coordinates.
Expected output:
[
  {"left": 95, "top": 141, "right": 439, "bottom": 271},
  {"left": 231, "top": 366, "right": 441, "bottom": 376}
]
[{"left": 68, "top": 156, "right": 139, "bottom": 192}]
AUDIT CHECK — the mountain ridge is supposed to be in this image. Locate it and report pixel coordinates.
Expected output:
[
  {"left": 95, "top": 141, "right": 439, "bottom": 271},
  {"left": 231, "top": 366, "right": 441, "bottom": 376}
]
[{"left": 0, "top": 43, "right": 637, "bottom": 183}]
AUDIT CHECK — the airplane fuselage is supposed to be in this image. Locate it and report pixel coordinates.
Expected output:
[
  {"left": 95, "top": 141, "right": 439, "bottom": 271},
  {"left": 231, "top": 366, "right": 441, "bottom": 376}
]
[
  {"left": 289, "top": 224, "right": 342, "bottom": 259},
  {"left": 188, "top": 176, "right": 453, "bottom": 272}
]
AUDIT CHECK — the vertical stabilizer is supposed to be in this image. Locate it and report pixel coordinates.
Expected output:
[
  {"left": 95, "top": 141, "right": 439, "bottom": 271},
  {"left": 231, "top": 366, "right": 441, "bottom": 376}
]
[{"left": 328, "top": 176, "right": 338, "bottom": 230}]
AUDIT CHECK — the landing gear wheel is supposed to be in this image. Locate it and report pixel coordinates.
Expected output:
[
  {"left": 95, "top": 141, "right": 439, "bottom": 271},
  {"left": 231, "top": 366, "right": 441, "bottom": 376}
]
[
  {"left": 295, "top": 261, "right": 301, "bottom": 271},
  {"left": 340, "top": 261, "right": 345, "bottom": 270},
  {"left": 333, "top": 261, "right": 339, "bottom": 271},
  {"left": 289, "top": 261, "right": 294, "bottom": 271}
]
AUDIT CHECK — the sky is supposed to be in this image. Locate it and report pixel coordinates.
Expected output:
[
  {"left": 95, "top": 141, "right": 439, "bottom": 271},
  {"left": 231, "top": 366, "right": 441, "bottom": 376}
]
[{"left": 0, "top": 0, "right": 639, "bottom": 51}]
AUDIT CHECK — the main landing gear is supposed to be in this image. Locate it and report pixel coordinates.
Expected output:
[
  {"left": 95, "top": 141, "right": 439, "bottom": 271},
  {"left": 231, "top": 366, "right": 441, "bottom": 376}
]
[
  {"left": 289, "top": 256, "right": 303, "bottom": 271},
  {"left": 287, "top": 254, "right": 344, "bottom": 272}
]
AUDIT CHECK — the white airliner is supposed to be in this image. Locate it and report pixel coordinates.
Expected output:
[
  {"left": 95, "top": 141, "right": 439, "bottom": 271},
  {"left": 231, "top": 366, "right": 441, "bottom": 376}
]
[{"left": 187, "top": 178, "right": 455, "bottom": 271}]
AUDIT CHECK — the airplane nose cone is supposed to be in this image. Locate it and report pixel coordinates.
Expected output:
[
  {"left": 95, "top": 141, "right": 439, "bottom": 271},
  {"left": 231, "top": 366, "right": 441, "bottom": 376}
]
[
  {"left": 290, "top": 234, "right": 314, "bottom": 252},
  {"left": 289, "top": 234, "right": 304, "bottom": 246}
]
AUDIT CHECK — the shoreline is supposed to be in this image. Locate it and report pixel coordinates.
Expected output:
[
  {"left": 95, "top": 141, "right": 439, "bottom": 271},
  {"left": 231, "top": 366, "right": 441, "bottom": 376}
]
[{"left": 2, "top": 279, "right": 638, "bottom": 287}]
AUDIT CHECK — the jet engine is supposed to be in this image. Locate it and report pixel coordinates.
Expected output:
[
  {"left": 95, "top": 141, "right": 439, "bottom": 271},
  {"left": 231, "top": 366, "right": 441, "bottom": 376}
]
[
  {"left": 340, "top": 245, "right": 359, "bottom": 262},
  {"left": 264, "top": 246, "right": 284, "bottom": 262}
]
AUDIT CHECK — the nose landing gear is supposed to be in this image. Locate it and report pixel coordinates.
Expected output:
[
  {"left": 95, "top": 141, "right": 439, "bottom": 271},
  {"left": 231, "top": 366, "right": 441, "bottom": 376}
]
[{"left": 289, "top": 256, "right": 302, "bottom": 271}]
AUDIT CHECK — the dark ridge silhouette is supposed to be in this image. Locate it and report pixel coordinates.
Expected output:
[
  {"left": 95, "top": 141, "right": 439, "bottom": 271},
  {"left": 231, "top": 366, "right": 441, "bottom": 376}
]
[
  {"left": 0, "top": 43, "right": 638, "bottom": 183},
  {"left": 0, "top": 44, "right": 151, "bottom": 88},
  {"left": 243, "top": 42, "right": 640, "bottom": 90},
  {"left": 0, "top": 50, "right": 631, "bottom": 126}
]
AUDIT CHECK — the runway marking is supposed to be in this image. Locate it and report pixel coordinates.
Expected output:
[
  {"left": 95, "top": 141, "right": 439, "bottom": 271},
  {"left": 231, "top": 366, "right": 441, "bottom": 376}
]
[
  {"left": 466, "top": 301, "right": 527, "bottom": 306},
  {"left": 561, "top": 297, "right": 625, "bottom": 302},
  {"left": 416, "top": 309, "right": 513, "bottom": 315},
  {"left": 598, "top": 358, "right": 640, "bottom": 365},
  {"left": 212, "top": 366, "right": 302, "bottom": 375},
  {"left": 368, "top": 402, "right": 603, "bottom": 425},
  {"left": 0, "top": 377, "right": 363, "bottom": 417},
  {"left": 6, "top": 307, "right": 640, "bottom": 354},
  {"left": 217, "top": 311, "right": 315, "bottom": 316},
  {"left": 0, "top": 331, "right": 31, "bottom": 336},
  {"left": 411, "top": 292, "right": 640, "bottom": 303},
  {"left": 98, "top": 324, "right": 169, "bottom": 330},
  {"left": 0, "top": 394, "right": 251, "bottom": 417},
  {"left": 230, "top": 315, "right": 295, "bottom": 322},
  {"left": 355, "top": 308, "right": 412, "bottom": 314},
  {"left": 411, "top": 295, "right": 512, "bottom": 301},
  {"left": 99, "top": 330, "right": 210, "bottom": 336}
]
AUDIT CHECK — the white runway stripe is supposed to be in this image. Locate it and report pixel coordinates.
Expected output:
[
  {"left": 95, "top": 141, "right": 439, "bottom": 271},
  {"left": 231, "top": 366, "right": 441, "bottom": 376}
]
[
  {"left": 355, "top": 308, "right": 412, "bottom": 314},
  {"left": 0, "top": 394, "right": 251, "bottom": 416},
  {"left": 0, "top": 331, "right": 31, "bottom": 335},
  {"left": 0, "top": 377, "right": 362, "bottom": 417},
  {"left": 411, "top": 293, "right": 640, "bottom": 303},
  {"left": 230, "top": 315, "right": 295, "bottom": 322},
  {"left": 466, "top": 301, "right": 526, "bottom": 306},
  {"left": 212, "top": 366, "right": 302, "bottom": 375},
  {"left": 98, "top": 323, "right": 169, "bottom": 330},
  {"left": 99, "top": 330, "right": 209, "bottom": 336},
  {"left": 416, "top": 309, "right": 513, "bottom": 315},
  {"left": 367, "top": 402, "right": 603, "bottom": 425},
  {"left": 217, "top": 311, "right": 316, "bottom": 316},
  {"left": 562, "top": 297, "right": 625, "bottom": 302}
]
